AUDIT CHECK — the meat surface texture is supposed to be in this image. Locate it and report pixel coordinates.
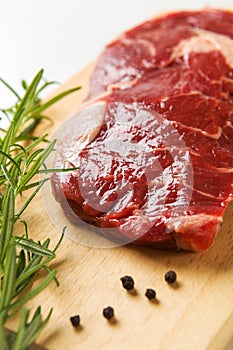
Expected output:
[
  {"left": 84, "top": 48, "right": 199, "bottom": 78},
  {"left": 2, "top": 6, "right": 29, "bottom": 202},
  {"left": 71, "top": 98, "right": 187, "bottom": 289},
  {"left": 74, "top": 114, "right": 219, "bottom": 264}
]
[{"left": 52, "top": 9, "right": 233, "bottom": 251}]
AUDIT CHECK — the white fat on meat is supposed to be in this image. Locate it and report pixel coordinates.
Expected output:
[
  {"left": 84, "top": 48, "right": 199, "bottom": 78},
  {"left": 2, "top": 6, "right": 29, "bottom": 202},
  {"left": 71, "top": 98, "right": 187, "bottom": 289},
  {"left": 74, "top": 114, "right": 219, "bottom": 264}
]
[
  {"left": 54, "top": 102, "right": 105, "bottom": 169},
  {"left": 167, "top": 214, "right": 222, "bottom": 250},
  {"left": 172, "top": 29, "right": 233, "bottom": 68}
]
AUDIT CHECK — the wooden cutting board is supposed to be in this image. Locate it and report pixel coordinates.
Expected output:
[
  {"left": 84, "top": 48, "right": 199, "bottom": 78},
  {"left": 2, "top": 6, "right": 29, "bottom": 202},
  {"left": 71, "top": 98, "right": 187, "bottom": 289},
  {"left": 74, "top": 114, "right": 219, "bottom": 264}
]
[{"left": 8, "top": 63, "right": 233, "bottom": 350}]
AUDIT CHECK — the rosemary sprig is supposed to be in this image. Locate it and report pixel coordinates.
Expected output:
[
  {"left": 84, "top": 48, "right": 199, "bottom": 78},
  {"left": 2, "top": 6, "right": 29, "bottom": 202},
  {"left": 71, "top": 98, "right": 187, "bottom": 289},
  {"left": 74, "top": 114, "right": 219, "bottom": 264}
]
[{"left": 0, "top": 70, "right": 81, "bottom": 349}]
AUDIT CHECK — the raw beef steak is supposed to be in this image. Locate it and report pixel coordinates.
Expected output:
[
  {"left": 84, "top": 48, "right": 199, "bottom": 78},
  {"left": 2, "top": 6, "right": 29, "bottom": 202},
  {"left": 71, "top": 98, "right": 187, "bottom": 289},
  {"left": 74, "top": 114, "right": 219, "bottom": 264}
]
[{"left": 52, "top": 9, "right": 233, "bottom": 251}]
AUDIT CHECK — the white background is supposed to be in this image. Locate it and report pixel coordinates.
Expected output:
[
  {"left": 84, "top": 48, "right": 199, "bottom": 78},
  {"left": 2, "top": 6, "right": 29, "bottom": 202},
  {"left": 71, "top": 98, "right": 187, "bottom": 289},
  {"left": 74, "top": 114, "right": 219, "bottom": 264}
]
[{"left": 0, "top": 0, "right": 232, "bottom": 108}]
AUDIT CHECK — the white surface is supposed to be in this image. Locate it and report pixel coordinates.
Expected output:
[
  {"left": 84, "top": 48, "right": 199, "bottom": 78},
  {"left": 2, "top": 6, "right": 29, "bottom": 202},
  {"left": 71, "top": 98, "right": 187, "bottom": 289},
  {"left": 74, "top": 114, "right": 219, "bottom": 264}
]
[{"left": 0, "top": 0, "right": 232, "bottom": 107}]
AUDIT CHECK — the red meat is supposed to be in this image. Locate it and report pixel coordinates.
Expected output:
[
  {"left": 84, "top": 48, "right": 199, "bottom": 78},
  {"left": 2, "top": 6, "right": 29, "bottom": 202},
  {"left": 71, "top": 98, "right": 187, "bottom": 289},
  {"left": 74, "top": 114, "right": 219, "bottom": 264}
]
[{"left": 52, "top": 9, "right": 233, "bottom": 251}]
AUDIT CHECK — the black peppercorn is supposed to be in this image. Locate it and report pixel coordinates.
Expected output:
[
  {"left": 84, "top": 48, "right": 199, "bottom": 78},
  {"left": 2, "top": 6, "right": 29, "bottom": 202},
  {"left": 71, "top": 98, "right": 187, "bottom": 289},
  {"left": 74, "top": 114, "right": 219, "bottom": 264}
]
[
  {"left": 120, "top": 275, "right": 134, "bottom": 290},
  {"left": 165, "top": 270, "right": 177, "bottom": 283},
  {"left": 145, "top": 288, "right": 156, "bottom": 300},
  {"left": 103, "top": 306, "right": 114, "bottom": 320},
  {"left": 70, "top": 315, "right": 80, "bottom": 328}
]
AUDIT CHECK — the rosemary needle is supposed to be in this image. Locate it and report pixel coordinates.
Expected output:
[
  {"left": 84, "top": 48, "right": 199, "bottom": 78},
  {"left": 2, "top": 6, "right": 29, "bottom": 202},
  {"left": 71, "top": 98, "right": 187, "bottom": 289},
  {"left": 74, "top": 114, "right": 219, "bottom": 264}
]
[{"left": 0, "top": 70, "right": 81, "bottom": 350}]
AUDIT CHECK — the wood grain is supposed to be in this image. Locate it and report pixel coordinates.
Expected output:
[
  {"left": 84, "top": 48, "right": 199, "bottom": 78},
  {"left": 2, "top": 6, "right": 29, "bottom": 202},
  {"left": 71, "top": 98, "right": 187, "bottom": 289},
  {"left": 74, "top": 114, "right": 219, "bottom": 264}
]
[{"left": 7, "top": 63, "right": 233, "bottom": 350}]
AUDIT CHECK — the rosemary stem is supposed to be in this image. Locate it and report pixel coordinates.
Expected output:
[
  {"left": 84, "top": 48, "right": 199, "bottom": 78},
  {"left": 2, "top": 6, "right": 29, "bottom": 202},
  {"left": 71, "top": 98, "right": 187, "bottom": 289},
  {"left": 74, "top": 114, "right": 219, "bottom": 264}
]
[
  {"left": 0, "top": 321, "right": 8, "bottom": 350},
  {"left": 0, "top": 70, "right": 81, "bottom": 348}
]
